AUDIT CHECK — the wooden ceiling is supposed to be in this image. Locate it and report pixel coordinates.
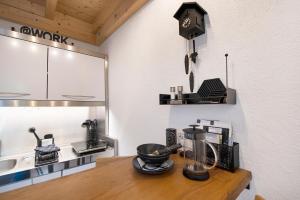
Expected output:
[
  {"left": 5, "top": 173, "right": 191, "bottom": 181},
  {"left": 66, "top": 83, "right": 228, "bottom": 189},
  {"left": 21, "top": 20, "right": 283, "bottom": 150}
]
[{"left": 0, "top": 0, "right": 149, "bottom": 45}]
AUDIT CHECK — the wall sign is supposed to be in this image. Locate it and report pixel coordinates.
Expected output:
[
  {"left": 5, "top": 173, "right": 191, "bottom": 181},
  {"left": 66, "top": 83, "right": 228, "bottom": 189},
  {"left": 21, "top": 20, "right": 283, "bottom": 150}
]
[{"left": 11, "top": 26, "right": 73, "bottom": 45}]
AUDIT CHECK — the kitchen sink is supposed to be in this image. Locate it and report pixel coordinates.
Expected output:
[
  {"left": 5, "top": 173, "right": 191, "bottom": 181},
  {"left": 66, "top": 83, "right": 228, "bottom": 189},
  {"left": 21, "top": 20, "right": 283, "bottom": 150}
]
[{"left": 0, "top": 159, "right": 17, "bottom": 172}]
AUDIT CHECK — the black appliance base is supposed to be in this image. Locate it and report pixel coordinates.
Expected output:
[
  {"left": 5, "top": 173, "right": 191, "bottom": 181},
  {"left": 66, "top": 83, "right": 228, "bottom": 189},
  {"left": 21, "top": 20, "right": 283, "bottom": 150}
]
[
  {"left": 71, "top": 140, "right": 107, "bottom": 156},
  {"left": 182, "top": 167, "right": 209, "bottom": 181},
  {"left": 72, "top": 147, "right": 106, "bottom": 156}
]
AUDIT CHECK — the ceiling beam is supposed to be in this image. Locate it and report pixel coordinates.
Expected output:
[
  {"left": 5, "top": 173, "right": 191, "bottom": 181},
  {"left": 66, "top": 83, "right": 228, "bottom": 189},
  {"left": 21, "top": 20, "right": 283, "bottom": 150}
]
[
  {"left": 95, "top": 0, "right": 149, "bottom": 45},
  {"left": 0, "top": 2, "right": 97, "bottom": 44},
  {"left": 45, "top": 0, "right": 58, "bottom": 20}
]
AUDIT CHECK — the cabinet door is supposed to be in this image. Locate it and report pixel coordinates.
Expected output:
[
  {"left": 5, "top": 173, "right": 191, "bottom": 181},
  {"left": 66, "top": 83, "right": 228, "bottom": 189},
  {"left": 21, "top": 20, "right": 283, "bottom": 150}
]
[
  {"left": 48, "top": 47, "right": 105, "bottom": 101},
  {"left": 0, "top": 35, "right": 47, "bottom": 100}
]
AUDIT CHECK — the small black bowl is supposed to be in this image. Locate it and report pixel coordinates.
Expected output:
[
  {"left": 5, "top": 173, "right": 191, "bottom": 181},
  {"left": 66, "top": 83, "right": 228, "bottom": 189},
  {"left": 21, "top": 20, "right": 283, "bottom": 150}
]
[{"left": 137, "top": 143, "right": 170, "bottom": 165}]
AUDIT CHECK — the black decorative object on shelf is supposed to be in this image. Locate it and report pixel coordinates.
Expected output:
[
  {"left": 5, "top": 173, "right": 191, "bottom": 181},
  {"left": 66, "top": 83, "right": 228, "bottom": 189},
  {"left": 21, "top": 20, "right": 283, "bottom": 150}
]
[
  {"left": 197, "top": 78, "right": 227, "bottom": 98},
  {"left": 174, "top": 2, "right": 207, "bottom": 40}
]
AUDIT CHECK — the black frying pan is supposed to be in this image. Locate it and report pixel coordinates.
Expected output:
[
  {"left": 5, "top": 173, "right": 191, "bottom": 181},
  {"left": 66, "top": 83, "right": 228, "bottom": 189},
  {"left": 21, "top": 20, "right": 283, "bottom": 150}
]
[{"left": 137, "top": 143, "right": 182, "bottom": 165}]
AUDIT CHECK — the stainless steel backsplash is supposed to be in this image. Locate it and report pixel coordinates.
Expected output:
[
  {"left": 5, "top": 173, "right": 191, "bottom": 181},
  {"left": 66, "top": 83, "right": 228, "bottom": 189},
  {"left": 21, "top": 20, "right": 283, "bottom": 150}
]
[{"left": 0, "top": 107, "right": 105, "bottom": 156}]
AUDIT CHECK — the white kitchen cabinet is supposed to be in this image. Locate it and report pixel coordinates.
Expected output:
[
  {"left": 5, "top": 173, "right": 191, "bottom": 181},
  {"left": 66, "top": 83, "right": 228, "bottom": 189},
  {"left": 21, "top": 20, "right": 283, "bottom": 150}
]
[
  {"left": 48, "top": 47, "right": 105, "bottom": 101},
  {"left": 0, "top": 35, "right": 47, "bottom": 100}
]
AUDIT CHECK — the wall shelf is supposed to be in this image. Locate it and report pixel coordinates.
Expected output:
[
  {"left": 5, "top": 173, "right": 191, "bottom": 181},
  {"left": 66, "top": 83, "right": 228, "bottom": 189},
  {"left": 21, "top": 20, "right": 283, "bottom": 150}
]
[{"left": 159, "top": 88, "right": 236, "bottom": 105}]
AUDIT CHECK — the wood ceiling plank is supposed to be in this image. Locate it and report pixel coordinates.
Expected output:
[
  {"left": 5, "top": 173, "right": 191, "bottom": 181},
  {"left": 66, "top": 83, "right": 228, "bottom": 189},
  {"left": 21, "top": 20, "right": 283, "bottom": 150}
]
[
  {"left": 0, "top": 0, "right": 149, "bottom": 45},
  {"left": 28, "top": 0, "right": 45, "bottom": 6},
  {"left": 95, "top": 0, "right": 149, "bottom": 45},
  {"left": 57, "top": 0, "right": 104, "bottom": 23},
  {"left": 45, "top": 0, "right": 58, "bottom": 19},
  {"left": 0, "top": 0, "right": 45, "bottom": 16},
  {"left": 0, "top": 2, "right": 97, "bottom": 44},
  {"left": 92, "top": 0, "right": 124, "bottom": 32}
]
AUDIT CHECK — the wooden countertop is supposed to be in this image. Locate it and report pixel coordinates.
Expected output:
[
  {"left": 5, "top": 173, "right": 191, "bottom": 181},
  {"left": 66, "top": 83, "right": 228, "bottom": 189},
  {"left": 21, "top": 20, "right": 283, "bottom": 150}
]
[{"left": 0, "top": 155, "right": 251, "bottom": 200}]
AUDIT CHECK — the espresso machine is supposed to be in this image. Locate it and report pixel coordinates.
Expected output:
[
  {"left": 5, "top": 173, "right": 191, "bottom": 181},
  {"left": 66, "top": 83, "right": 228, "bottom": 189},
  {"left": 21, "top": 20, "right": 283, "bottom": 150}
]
[
  {"left": 71, "top": 119, "right": 107, "bottom": 156},
  {"left": 182, "top": 125, "right": 218, "bottom": 181},
  {"left": 82, "top": 119, "right": 99, "bottom": 146}
]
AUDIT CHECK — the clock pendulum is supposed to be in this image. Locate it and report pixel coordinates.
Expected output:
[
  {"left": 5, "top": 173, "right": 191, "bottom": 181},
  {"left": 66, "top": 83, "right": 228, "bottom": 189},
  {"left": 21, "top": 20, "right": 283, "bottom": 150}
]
[
  {"left": 189, "top": 70, "right": 194, "bottom": 92},
  {"left": 189, "top": 40, "right": 198, "bottom": 92},
  {"left": 190, "top": 40, "right": 198, "bottom": 64},
  {"left": 184, "top": 40, "right": 189, "bottom": 75}
]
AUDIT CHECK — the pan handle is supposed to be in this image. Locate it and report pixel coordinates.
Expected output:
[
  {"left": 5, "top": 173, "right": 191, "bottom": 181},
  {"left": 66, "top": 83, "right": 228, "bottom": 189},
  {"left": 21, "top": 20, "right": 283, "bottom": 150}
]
[{"left": 157, "top": 143, "right": 182, "bottom": 155}]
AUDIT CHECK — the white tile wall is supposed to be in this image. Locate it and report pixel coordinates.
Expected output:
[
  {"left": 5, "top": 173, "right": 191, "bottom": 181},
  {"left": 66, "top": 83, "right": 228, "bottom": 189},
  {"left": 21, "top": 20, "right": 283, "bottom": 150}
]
[{"left": 0, "top": 107, "right": 105, "bottom": 156}]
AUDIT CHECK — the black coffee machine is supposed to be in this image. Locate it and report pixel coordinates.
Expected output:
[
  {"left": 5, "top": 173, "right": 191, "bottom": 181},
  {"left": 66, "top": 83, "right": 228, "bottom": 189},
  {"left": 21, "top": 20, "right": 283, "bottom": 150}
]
[
  {"left": 82, "top": 119, "right": 99, "bottom": 147},
  {"left": 71, "top": 119, "right": 107, "bottom": 156},
  {"left": 29, "top": 127, "right": 60, "bottom": 167}
]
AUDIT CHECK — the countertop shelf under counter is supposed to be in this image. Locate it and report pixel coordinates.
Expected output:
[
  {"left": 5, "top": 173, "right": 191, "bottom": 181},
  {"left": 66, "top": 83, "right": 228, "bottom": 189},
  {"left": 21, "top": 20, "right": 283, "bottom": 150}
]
[{"left": 0, "top": 154, "right": 252, "bottom": 200}]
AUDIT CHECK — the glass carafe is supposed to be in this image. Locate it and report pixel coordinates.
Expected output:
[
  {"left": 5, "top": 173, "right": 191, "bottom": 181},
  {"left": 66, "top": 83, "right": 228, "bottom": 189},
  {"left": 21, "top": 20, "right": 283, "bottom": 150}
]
[{"left": 182, "top": 125, "right": 218, "bottom": 181}]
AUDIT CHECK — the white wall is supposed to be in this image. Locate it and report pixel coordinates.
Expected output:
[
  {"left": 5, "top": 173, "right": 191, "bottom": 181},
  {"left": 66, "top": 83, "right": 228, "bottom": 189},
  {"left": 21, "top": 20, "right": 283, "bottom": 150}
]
[{"left": 100, "top": 0, "right": 300, "bottom": 199}]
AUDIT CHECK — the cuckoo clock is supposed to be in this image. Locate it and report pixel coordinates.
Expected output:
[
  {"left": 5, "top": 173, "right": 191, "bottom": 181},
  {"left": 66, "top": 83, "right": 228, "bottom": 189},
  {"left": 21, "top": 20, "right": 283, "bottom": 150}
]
[
  {"left": 174, "top": 2, "right": 208, "bottom": 93},
  {"left": 173, "top": 2, "right": 207, "bottom": 40}
]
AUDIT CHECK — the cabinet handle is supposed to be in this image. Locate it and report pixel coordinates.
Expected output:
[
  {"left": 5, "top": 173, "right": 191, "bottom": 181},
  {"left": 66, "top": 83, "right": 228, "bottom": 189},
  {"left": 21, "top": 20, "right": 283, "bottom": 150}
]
[
  {"left": 62, "top": 95, "right": 96, "bottom": 100},
  {"left": 0, "top": 92, "right": 30, "bottom": 98}
]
